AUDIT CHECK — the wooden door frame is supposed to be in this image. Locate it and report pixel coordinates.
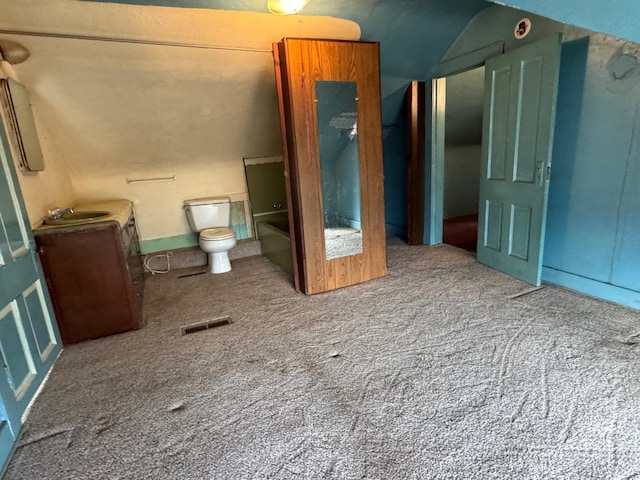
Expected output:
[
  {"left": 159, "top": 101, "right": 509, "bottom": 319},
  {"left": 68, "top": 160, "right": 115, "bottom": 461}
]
[
  {"left": 406, "top": 81, "right": 426, "bottom": 245},
  {"left": 273, "top": 42, "right": 304, "bottom": 292},
  {"left": 428, "top": 64, "right": 485, "bottom": 246},
  {"left": 427, "top": 42, "right": 506, "bottom": 246}
]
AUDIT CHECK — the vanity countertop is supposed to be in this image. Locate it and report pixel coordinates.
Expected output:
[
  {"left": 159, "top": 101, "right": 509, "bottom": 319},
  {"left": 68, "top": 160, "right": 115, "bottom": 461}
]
[{"left": 34, "top": 199, "right": 134, "bottom": 233}]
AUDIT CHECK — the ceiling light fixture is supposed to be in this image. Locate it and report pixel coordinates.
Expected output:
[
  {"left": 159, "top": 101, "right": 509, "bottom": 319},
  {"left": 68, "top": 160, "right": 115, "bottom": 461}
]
[
  {"left": 267, "top": 0, "right": 309, "bottom": 15},
  {"left": 0, "top": 40, "right": 30, "bottom": 65}
]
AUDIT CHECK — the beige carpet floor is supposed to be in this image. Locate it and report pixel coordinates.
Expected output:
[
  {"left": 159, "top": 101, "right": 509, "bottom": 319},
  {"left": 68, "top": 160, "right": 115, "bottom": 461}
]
[{"left": 4, "top": 241, "right": 640, "bottom": 479}]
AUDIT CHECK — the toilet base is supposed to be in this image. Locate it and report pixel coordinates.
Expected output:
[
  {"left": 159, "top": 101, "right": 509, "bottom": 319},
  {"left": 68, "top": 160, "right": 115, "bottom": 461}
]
[{"left": 208, "top": 251, "right": 231, "bottom": 274}]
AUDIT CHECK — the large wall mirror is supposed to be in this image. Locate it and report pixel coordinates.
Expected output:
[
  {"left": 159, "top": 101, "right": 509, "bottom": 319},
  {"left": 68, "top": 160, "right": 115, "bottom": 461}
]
[{"left": 316, "top": 80, "right": 363, "bottom": 260}]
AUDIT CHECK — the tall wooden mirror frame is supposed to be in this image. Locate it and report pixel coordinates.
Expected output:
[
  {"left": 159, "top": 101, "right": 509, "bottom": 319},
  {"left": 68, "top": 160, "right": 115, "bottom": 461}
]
[{"left": 273, "top": 38, "right": 387, "bottom": 295}]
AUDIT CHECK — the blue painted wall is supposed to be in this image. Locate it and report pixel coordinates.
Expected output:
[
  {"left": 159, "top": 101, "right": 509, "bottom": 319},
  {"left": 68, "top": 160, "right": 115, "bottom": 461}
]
[
  {"left": 543, "top": 32, "right": 640, "bottom": 309},
  {"left": 316, "top": 81, "right": 361, "bottom": 228},
  {"left": 440, "top": 6, "right": 640, "bottom": 309},
  {"left": 487, "top": 0, "right": 640, "bottom": 46}
]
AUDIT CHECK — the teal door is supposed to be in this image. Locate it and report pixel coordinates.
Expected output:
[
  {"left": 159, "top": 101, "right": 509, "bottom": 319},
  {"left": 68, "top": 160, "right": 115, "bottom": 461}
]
[
  {"left": 0, "top": 125, "right": 61, "bottom": 471},
  {"left": 477, "top": 34, "right": 562, "bottom": 285}
]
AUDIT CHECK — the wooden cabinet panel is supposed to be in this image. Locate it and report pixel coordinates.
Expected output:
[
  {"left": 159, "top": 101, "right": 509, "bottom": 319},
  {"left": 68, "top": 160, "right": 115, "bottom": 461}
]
[
  {"left": 275, "top": 38, "right": 387, "bottom": 294},
  {"left": 35, "top": 217, "right": 143, "bottom": 345}
]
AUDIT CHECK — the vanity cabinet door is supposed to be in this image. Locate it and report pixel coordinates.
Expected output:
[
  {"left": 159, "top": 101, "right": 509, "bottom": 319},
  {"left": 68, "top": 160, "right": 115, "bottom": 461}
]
[{"left": 36, "top": 222, "right": 141, "bottom": 345}]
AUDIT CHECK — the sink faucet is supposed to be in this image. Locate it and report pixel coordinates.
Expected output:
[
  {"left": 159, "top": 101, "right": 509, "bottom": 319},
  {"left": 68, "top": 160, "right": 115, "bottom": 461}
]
[{"left": 48, "top": 207, "right": 74, "bottom": 220}]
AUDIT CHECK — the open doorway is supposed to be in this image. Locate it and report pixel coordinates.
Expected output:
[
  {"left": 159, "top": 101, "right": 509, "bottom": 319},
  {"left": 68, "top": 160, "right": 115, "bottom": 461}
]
[{"left": 441, "top": 66, "right": 484, "bottom": 253}]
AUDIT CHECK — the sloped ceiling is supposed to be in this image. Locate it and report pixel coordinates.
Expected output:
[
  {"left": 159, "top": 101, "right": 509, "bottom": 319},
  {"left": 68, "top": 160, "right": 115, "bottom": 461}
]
[
  {"left": 77, "top": 0, "right": 490, "bottom": 81},
  {"left": 74, "top": 0, "right": 492, "bottom": 123}
]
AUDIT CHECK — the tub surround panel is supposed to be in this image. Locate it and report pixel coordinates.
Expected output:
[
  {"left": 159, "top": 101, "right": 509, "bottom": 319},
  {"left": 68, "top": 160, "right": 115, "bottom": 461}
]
[
  {"left": 140, "top": 233, "right": 198, "bottom": 254},
  {"left": 257, "top": 219, "right": 293, "bottom": 280}
]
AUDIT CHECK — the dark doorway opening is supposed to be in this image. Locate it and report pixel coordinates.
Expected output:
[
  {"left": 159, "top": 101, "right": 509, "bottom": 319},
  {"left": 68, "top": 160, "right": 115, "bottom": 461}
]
[{"left": 442, "top": 66, "right": 484, "bottom": 253}]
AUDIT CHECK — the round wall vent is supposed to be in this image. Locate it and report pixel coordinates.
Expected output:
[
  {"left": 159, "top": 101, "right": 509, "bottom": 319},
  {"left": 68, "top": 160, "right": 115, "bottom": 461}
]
[{"left": 514, "top": 18, "right": 532, "bottom": 39}]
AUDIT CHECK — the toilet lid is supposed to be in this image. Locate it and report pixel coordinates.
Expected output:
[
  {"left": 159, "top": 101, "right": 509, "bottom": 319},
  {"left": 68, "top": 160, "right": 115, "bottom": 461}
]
[{"left": 200, "top": 227, "right": 235, "bottom": 240}]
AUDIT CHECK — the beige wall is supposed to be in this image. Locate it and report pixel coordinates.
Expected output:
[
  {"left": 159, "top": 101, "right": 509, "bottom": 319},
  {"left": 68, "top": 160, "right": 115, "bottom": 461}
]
[
  {"left": 0, "top": 0, "right": 360, "bottom": 239},
  {"left": 0, "top": 60, "right": 75, "bottom": 229}
]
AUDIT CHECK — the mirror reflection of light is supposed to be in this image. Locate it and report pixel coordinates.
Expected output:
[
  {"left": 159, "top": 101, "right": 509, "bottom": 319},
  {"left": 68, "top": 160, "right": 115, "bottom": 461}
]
[
  {"left": 329, "top": 112, "right": 358, "bottom": 141},
  {"left": 349, "top": 125, "right": 357, "bottom": 141},
  {"left": 267, "top": 0, "right": 310, "bottom": 15}
]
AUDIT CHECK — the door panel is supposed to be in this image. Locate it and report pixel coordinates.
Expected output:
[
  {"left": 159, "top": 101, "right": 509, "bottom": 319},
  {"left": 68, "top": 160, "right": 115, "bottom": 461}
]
[
  {"left": 484, "top": 201, "right": 503, "bottom": 251},
  {"left": 0, "top": 420, "right": 13, "bottom": 470},
  {"left": 23, "top": 281, "right": 58, "bottom": 361},
  {"left": 0, "top": 119, "right": 62, "bottom": 470},
  {"left": 509, "top": 204, "right": 532, "bottom": 260},
  {"left": 477, "top": 34, "right": 562, "bottom": 285},
  {"left": 0, "top": 301, "right": 36, "bottom": 429},
  {"left": 514, "top": 58, "right": 543, "bottom": 183},
  {"left": 487, "top": 67, "right": 511, "bottom": 181}
]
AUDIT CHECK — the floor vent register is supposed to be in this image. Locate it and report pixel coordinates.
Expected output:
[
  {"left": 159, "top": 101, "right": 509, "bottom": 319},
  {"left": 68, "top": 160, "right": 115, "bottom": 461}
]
[{"left": 180, "top": 316, "right": 232, "bottom": 335}]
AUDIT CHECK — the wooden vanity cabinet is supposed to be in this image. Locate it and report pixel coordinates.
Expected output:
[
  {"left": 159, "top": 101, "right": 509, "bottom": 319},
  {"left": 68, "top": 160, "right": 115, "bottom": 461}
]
[{"left": 35, "top": 215, "right": 144, "bottom": 345}]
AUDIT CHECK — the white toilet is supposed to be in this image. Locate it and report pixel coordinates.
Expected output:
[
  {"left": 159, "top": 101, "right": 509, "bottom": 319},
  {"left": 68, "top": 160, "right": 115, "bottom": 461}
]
[{"left": 184, "top": 197, "right": 237, "bottom": 274}]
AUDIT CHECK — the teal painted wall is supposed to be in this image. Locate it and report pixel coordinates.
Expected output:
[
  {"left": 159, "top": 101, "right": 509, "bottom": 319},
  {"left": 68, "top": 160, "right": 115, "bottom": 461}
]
[
  {"left": 140, "top": 200, "right": 251, "bottom": 253},
  {"left": 487, "top": 0, "right": 640, "bottom": 46},
  {"left": 440, "top": 6, "right": 640, "bottom": 309}
]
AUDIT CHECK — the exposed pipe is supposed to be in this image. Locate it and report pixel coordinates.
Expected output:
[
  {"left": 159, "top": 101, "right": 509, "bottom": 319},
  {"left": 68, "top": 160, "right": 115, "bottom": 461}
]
[{"left": 0, "top": 29, "right": 272, "bottom": 54}]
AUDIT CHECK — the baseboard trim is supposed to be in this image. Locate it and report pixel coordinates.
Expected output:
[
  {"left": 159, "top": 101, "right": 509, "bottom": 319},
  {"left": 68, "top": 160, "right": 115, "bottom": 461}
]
[
  {"left": 542, "top": 266, "right": 640, "bottom": 311},
  {"left": 386, "top": 223, "right": 406, "bottom": 238},
  {"left": 140, "top": 234, "right": 198, "bottom": 254}
]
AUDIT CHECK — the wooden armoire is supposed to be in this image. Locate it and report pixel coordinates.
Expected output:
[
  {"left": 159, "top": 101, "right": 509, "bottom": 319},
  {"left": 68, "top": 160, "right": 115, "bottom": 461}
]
[{"left": 273, "top": 38, "right": 387, "bottom": 294}]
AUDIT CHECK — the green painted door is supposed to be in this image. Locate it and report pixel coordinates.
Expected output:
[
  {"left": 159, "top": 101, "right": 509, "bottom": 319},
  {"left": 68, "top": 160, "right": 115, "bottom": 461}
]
[
  {"left": 477, "top": 34, "right": 562, "bottom": 285},
  {"left": 0, "top": 125, "right": 62, "bottom": 471}
]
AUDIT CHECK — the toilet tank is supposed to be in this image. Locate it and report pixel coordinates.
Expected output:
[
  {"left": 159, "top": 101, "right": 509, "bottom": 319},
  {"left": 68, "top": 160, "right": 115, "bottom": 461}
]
[{"left": 184, "top": 197, "right": 231, "bottom": 231}]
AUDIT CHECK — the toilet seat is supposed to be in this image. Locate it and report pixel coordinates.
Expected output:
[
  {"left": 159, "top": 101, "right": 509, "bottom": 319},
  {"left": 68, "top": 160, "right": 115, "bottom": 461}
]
[{"left": 200, "top": 227, "right": 235, "bottom": 241}]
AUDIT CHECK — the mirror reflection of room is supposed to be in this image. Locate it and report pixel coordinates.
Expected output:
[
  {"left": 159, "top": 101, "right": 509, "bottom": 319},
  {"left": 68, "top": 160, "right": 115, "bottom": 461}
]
[
  {"left": 442, "top": 66, "right": 484, "bottom": 253},
  {"left": 315, "top": 80, "right": 363, "bottom": 260}
]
